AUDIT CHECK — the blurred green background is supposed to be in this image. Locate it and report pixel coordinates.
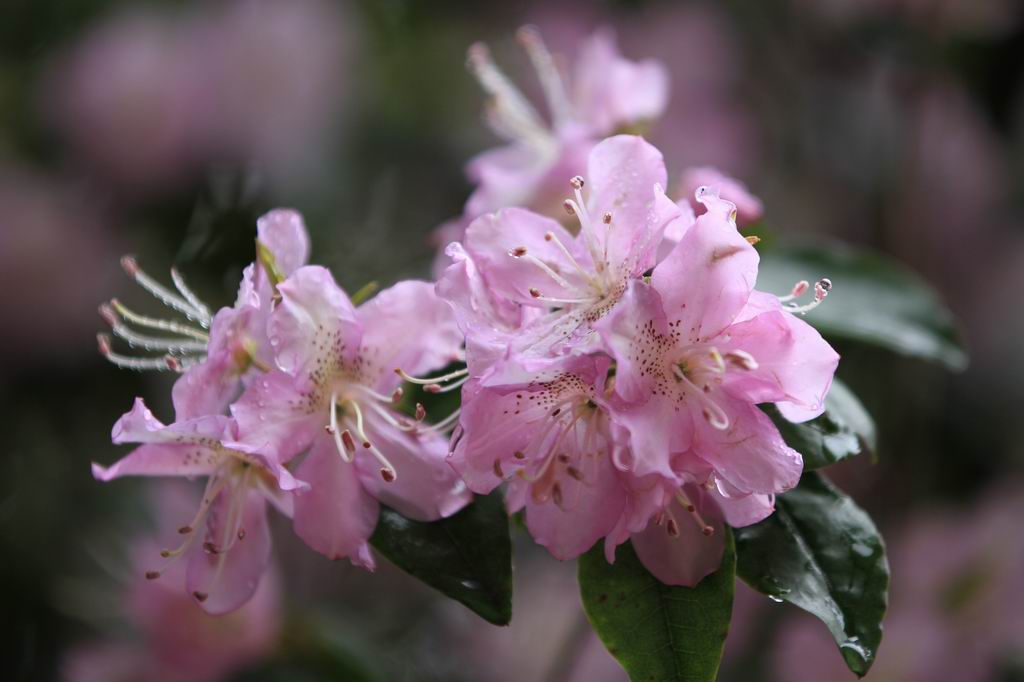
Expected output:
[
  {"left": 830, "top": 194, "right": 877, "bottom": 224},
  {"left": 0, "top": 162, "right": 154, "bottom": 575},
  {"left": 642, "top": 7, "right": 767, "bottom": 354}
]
[{"left": 2, "top": 1, "right": 1024, "bottom": 680}]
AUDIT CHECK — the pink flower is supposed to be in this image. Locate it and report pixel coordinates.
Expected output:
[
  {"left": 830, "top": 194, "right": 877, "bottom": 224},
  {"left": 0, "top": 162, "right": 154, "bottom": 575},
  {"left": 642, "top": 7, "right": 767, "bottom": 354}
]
[
  {"left": 172, "top": 209, "right": 310, "bottom": 419},
  {"left": 438, "top": 135, "right": 681, "bottom": 366},
  {"left": 449, "top": 352, "right": 733, "bottom": 586},
  {"left": 596, "top": 188, "right": 838, "bottom": 495},
  {"left": 230, "top": 266, "right": 472, "bottom": 565},
  {"left": 91, "top": 400, "right": 305, "bottom": 614},
  {"left": 98, "top": 210, "right": 309, "bottom": 420},
  {"left": 677, "top": 166, "right": 764, "bottom": 226},
  {"left": 63, "top": 484, "right": 281, "bottom": 682},
  {"left": 451, "top": 354, "right": 628, "bottom": 561},
  {"left": 432, "top": 27, "right": 669, "bottom": 268}
]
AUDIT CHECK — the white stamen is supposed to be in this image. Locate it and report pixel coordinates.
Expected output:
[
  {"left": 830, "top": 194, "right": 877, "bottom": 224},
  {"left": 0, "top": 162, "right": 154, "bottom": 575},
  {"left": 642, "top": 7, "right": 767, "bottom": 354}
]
[
  {"left": 110, "top": 300, "right": 209, "bottom": 341},
  {"left": 98, "top": 334, "right": 178, "bottom": 371},
  {"left": 121, "top": 256, "right": 207, "bottom": 326},
  {"left": 516, "top": 26, "right": 573, "bottom": 128},
  {"left": 467, "top": 42, "right": 549, "bottom": 147},
  {"left": 169, "top": 267, "right": 212, "bottom": 324},
  {"left": 330, "top": 392, "right": 354, "bottom": 462},
  {"left": 395, "top": 367, "right": 469, "bottom": 385}
]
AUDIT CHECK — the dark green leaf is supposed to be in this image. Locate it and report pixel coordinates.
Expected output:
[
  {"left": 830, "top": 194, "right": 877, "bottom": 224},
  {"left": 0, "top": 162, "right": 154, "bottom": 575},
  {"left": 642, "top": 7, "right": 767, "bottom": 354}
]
[
  {"left": 735, "top": 472, "right": 889, "bottom": 677},
  {"left": 758, "top": 242, "right": 967, "bottom": 370},
  {"left": 369, "top": 491, "right": 512, "bottom": 625},
  {"left": 764, "top": 378, "right": 876, "bottom": 470},
  {"left": 579, "top": 531, "right": 735, "bottom": 682}
]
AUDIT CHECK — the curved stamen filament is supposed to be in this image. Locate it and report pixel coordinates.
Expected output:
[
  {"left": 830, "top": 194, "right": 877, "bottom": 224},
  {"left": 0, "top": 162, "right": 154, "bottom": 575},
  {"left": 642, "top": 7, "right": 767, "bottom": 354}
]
[
  {"left": 170, "top": 267, "right": 212, "bottom": 324},
  {"left": 110, "top": 300, "right": 209, "bottom": 341},
  {"left": 121, "top": 256, "right": 207, "bottom": 326},
  {"left": 103, "top": 311, "right": 208, "bottom": 354},
  {"left": 329, "top": 392, "right": 354, "bottom": 462},
  {"left": 395, "top": 367, "right": 469, "bottom": 386},
  {"left": 675, "top": 491, "right": 715, "bottom": 536},
  {"left": 517, "top": 26, "right": 572, "bottom": 128},
  {"left": 673, "top": 365, "right": 729, "bottom": 430},
  {"left": 543, "top": 230, "right": 599, "bottom": 290},
  {"left": 516, "top": 252, "right": 574, "bottom": 290}
]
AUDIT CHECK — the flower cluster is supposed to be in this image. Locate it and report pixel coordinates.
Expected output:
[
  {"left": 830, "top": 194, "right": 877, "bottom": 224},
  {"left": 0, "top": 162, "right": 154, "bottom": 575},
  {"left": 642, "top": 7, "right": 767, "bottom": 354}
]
[
  {"left": 95, "top": 210, "right": 471, "bottom": 614},
  {"left": 92, "top": 28, "right": 838, "bottom": 614},
  {"left": 440, "top": 133, "right": 838, "bottom": 585}
]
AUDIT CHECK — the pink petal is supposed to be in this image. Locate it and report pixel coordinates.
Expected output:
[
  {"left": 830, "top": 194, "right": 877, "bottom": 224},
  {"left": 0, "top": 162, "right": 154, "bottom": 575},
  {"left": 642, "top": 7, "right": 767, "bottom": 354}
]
[
  {"left": 595, "top": 280, "right": 668, "bottom": 404},
  {"left": 679, "top": 167, "right": 764, "bottom": 226},
  {"left": 112, "top": 398, "right": 231, "bottom": 445},
  {"left": 92, "top": 444, "right": 216, "bottom": 481},
  {"left": 609, "top": 397, "right": 693, "bottom": 481},
  {"left": 651, "top": 193, "right": 758, "bottom": 341},
  {"left": 463, "top": 207, "right": 587, "bottom": 306},
  {"left": 713, "top": 487, "right": 776, "bottom": 528},
  {"left": 269, "top": 265, "right": 361, "bottom": 379},
  {"left": 717, "top": 310, "right": 839, "bottom": 422},
  {"left": 256, "top": 208, "right": 310, "bottom": 276},
  {"left": 229, "top": 370, "right": 322, "bottom": 462},
  {"left": 572, "top": 29, "right": 669, "bottom": 134},
  {"left": 631, "top": 496, "right": 726, "bottom": 587},
  {"left": 583, "top": 135, "right": 674, "bottom": 275},
  {"left": 692, "top": 395, "right": 803, "bottom": 495},
  {"left": 524, "top": 436, "right": 627, "bottom": 560},
  {"left": 292, "top": 435, "right": 379, "bottom": 567},
  {"left": 356, "top": 280, "right": 463, "bottom": 392},
  {"left": 354, "top": 418, "right": 471, "bottom": 522},
  {"left": 187, "top": 490, "right": 272, "bottom": 615},
  {"left": 465, "top": 143, "right": 555, "bottom": 218}
]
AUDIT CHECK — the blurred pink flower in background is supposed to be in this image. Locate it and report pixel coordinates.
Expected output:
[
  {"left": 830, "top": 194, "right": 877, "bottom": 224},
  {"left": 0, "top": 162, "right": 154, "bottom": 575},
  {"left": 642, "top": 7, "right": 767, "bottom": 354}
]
[
  {"left": 42, "top": 0, "right": 349, "bottom": 195},
  {"left": 62, "top": 484, "right": 281, "bottom": 682},
  {"left": 620, "top": 4, "right": 759, "bottom": 182},
  {"left": 773, "top": 484, "right": 1024, "bottom": 681},
  {"left": 0, "top": 165, "right": 119, "bottom": 364}
]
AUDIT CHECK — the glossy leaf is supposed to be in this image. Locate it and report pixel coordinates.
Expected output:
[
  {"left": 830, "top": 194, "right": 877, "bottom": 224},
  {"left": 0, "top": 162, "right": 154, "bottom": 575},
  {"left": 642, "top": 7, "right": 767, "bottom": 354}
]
[
  {"left": 735, "top": 472, "right": 889, "bottom": 677},
  {"left": 579, "top": 531, "right": 735, "bottom": 682},
  {"left": 758, "top": 242, "right": 967, "bottom": 370},
  {"left": 370, "top": 491, "right": 512, "bottom": 625},
  {"left": 764, "top": 378, "right": 876, "bottom": 470}
]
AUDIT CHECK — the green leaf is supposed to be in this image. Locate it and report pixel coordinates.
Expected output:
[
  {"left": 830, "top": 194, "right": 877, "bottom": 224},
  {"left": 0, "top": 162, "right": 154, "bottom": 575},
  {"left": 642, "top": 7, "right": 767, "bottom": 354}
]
[
  {"left": 735, "top": 472, "right": 889, "bottom": 677},
  {"left": 757, "top": 241, "right": 967, "bottom": 370},
  {"left": 369, "top": 491, "right": 512, "bottom": 625},
  {"left": 764, "top": 378, "right": 876, "bottom": 470},
  {"left": 579, "top": 531, "right": 735, "bottom": 682}
]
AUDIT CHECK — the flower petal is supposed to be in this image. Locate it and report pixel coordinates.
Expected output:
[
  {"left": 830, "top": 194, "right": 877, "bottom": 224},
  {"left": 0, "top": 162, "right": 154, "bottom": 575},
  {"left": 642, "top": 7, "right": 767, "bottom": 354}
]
[
  {"left": 269, "top": 265, "right": 361, "bottom": 379},
  {"left": 523, "top": 433, "right": 627, "bottom": 560},
  {"left": 112, "top": 398, "right": 231, "bottom": 445},
  {"left": 463, "top": 207, "right": 587, "bottom": 306},
  {"left": 631, "top": 496, "right": 726, "bottom": 587},
  {"left": 693, "top": 395, "right": 803, "bottom": 495},
  {"left": 229, "top": 370, "right": 322, "bottom": 462},
  {"left": 354, "top": 418, "right": 471, "bottom": 522},
  {"left": 187, "top": 490, "right": 272, "bottom": 615},
  {"left": 356, "top": 280, "right": 463, "bottom": 392},
  {"left": 573, "top": 30, "right": 669, "bottom": 134},
  {"left": 651, "top": 192, "right": 758, "bottom": 341},
  {"left": 717, "top": 309, "right": 839, "bottom": 422},
  {"left": 257, "top": 209, "right": 310, "bottom": 276},
  {"left": 292, "top": 435, "right": 379, "bottom": 568},
  {"left": 92, "top": 444, "right": 216, "bottom": 481},
  {"left": 584, "top": 135, "right": 673, "bottom": 276},
  {"left": 678, "top": 167, "right": 763, "bottom": 226}
]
